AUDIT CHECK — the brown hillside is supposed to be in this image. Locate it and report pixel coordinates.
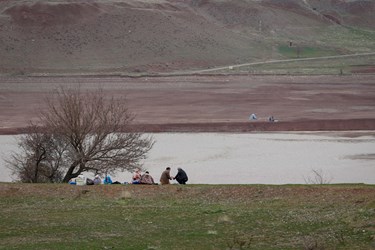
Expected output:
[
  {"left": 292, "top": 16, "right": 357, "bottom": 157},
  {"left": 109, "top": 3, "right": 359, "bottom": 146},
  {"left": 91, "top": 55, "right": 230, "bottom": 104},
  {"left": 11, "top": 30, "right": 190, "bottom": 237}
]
[
  {"left": 0, "top": 0, "right": 374, "bottom": 75},
  {"left": 307, "top": 0, "right": 375, "bottom": 28}
]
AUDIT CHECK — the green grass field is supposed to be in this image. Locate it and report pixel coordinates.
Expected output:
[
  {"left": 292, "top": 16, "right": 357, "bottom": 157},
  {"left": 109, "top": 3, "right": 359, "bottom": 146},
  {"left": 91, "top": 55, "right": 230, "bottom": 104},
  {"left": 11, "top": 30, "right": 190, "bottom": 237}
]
[
  {"left": 0, "top": 184, "right": 374, "bottom": 249},
  {"left": 277, "top": 46, "right": 339, "bottom": 59}
]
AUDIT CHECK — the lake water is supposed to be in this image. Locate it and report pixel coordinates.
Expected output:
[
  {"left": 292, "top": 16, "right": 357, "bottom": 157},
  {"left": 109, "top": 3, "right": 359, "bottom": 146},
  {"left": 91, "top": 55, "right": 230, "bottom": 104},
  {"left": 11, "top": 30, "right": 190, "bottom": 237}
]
[{"left": 0, "top": 132, "right": 374, "bottom": 184}]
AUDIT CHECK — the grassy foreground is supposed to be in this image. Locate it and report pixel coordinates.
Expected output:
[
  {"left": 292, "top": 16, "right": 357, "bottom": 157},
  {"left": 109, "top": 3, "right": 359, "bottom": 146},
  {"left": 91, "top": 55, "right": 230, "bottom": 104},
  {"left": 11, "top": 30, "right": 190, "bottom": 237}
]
[{"left": 0, "top": 183, "right": 374, "bottom": 250}]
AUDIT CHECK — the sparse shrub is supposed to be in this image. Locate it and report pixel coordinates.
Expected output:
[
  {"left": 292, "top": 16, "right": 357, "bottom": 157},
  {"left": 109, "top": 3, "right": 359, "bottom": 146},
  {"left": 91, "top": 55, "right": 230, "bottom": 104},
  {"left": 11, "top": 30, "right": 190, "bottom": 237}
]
[{"left": 304, "top": 169, "right": 333, "bottom": 184}]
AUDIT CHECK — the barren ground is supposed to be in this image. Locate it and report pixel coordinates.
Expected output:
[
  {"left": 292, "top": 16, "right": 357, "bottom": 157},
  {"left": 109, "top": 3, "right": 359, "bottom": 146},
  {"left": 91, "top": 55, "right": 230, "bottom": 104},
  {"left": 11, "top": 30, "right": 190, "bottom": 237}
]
[
  {"left": 1, "top": 182, "right": 374, "bottom": 202},
  {"left": 0, "top": 74, "right": 374, "bottom": 134}
]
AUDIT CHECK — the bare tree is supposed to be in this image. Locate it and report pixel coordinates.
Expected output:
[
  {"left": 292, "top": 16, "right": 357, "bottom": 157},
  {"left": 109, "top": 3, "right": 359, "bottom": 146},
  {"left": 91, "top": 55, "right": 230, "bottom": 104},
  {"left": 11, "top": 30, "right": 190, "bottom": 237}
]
[
  {"left": 6, "top": 124, "right": 67, "bottom": 183},
  {"left": 7, "top": 87, "right": 154, "bottom": 183}
]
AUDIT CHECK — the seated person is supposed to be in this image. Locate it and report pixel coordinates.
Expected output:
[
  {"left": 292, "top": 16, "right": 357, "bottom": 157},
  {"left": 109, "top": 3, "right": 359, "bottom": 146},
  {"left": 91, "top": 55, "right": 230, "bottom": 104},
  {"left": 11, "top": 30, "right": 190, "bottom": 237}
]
[
  {"left": 132, "top": 168, "right": 142, "bottom": 184},
  {"left": 140, "top": 171, "right": 155, "bottom": 185},
  {"left": 86, "top": 178, "right": 94, "bottom": 185},
  {"left": 249, "top": 113, "right": 257, "bottom": 120},
  {"left": 268, "top": 116, "right": 275, "bottom": 122},
  {"left": 93, "top": 175, "right": 102, "bottom": 185},
  {"left": 103, "top": 175, "right": 113, "bottom": 184},
  {"left": 76, "top": 174, "right": 86, "bottom": 186}
]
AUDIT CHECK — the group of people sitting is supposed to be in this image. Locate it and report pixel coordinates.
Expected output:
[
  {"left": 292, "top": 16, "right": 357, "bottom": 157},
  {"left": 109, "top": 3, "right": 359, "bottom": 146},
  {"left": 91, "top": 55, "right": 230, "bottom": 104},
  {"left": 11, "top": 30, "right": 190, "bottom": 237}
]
[
  {"left": 69, "top": 167, "right": 188, "bottom": 185},
  {"left": 159, "top": 167, "right": 188, "bottom": 185},
  {"left": 70, "top": 174, "right": 118, "bottom": 185},
  {"left": 132, "top": 167, "right": 188, "bottom": 185},
  {"left": 131, "top": 169, "right": 156, "bottom": 185}
]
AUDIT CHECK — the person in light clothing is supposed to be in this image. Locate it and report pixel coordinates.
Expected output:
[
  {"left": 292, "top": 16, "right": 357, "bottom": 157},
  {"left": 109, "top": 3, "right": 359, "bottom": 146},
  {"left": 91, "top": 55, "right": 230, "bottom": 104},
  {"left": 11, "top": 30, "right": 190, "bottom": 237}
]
[
  {"left": 140, "top": 171, "right": 155, "bottom": 185},
  {"left": 93, "top": 175, "right": 102, "bottom": 185},
  {"left": 132, "top": 168, "right": 142, "bottom": 184}
]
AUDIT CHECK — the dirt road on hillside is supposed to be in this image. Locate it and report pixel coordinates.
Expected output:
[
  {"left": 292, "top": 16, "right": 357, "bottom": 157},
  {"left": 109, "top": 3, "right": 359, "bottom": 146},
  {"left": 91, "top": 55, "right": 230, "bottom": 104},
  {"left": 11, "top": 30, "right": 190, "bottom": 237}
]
[
  {"left": 190, "top": 52, "right": 375, "bottom": 74},
  {"left": 0, "top": 75, "right": 374, "bottom": 134}
]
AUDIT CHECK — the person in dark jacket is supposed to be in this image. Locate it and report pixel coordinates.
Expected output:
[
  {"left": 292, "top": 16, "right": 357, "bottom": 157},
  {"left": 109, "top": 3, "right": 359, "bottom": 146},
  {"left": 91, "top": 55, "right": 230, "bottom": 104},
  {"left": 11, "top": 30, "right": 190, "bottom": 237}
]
[{"left": 174, "top": 167, "right": 188, "bottom": 184}]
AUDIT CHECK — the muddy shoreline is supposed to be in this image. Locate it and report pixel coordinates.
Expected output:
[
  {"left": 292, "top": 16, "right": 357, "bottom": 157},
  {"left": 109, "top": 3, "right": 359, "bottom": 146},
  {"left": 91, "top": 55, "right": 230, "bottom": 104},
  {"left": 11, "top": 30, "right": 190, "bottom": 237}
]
[
  {"left": 1, "top": 119, "right": 375, "bottom": 135},
  {"left": 1, "top": 75, "right": 375, "bottom": 134}
]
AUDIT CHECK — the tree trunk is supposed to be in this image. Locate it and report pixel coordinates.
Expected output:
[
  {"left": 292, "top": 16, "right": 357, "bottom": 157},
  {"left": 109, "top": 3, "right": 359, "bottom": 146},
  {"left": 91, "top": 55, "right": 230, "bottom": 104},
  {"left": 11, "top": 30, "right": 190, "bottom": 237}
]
[
  {"left": 62, "top": 162, "right": 85, "bottom": 182},
  {"left": 62, "top": 163, "right": 80, "bottom": 183}
]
